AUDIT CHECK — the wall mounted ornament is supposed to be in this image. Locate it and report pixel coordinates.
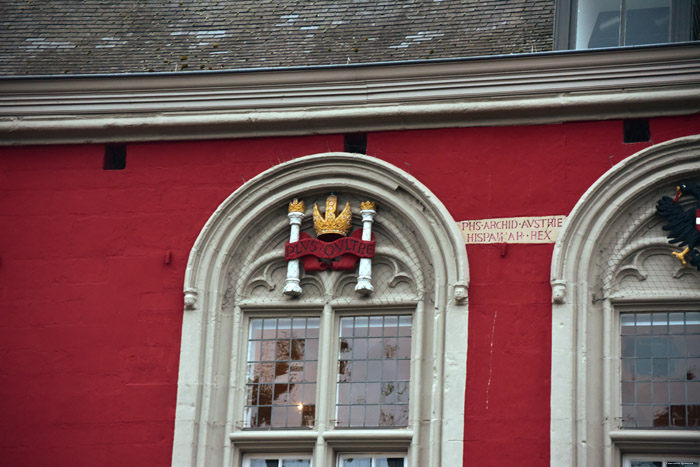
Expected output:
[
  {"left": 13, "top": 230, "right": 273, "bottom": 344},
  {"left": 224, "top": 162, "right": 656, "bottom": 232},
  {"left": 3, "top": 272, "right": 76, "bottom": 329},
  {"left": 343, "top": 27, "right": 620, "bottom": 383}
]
[
  {"left": 656, "top": 182, "right": 700, "bottom": 270},
  {"left": 283, "top": 195, "right": 376, "bottom": 297}
]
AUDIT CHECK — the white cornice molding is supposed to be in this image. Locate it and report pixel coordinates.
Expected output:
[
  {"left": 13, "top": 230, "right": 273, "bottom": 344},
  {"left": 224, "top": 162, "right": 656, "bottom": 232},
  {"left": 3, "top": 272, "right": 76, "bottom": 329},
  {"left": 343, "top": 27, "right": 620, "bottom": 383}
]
[{"left": 1, "top": 44, "right": 700, "bottom": 145}]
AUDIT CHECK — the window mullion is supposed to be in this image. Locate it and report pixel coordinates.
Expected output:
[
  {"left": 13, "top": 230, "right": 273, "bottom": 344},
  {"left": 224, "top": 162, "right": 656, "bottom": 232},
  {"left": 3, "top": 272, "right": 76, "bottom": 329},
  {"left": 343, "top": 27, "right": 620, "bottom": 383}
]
[
  {"left": 620, "top": 0, "right": 627, "bottom": 46},
  {"left": 603, "top": 300, "right": 614, "bottom": 452},
  {"left": 227, "top": 305, "right": 245, "bottom": 465},
  {"left": 408, "top": 301, "right": 423, "bottom": 465},
  {"left": 314, "top": 303, "right": 335, "bottom": 463}
]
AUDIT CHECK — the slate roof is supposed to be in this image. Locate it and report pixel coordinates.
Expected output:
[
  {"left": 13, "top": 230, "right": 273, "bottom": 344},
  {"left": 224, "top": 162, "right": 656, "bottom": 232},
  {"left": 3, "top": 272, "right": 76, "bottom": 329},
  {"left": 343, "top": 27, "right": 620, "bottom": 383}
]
[{"left": 0, "top": 0, "right": 553, "bottom": 76}]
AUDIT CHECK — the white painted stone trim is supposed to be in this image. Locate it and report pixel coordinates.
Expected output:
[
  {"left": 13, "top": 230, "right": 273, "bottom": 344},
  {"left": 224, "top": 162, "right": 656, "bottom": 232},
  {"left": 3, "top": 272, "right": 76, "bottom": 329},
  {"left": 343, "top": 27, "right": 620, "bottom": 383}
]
[
  {"left": 173, "top": 153, "right": 469, "bottom": 467},
  {"left": 1, "top": 45, "right": 700, "bottom": 145},
  {"left": 354, "top": 208, "right": 376, "bottom": 295},
  {"left": 283, "top": 210, "right": 304, "bottom": 296},
  {"left": 549, "top": 135, "right": 700, "bottom": 467}
]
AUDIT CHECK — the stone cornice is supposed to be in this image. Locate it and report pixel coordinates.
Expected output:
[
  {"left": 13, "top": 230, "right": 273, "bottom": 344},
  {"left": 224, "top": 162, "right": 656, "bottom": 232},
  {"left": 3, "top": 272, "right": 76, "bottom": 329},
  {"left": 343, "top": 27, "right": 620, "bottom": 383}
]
[{"left": 1, "top": 44, "right": 699, "bottom": 145}]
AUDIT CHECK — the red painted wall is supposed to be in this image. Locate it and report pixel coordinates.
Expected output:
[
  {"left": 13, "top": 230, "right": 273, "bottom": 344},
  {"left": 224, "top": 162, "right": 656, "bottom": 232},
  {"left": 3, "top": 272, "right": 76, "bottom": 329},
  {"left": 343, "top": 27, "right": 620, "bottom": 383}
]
[{"left": 0, "top": 115, "right": 698, "bottom": 467}]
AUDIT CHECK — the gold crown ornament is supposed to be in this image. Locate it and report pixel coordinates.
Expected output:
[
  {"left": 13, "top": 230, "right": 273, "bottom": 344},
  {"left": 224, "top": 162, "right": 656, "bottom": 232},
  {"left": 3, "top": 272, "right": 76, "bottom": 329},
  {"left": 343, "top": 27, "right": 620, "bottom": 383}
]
[
  {"left": 360, "top": 200, "right": 376, "bottom": 211},
  {"left": 288, "top": 198, "right": 306, "bottom": 213},
  {"left": 313, "top": 194, "right": 352, "bottom": 237}
]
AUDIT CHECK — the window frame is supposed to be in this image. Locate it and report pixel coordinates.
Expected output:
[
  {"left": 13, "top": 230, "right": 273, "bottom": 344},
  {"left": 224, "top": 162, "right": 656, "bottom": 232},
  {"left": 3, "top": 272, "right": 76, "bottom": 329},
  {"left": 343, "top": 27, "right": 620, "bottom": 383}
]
[
  {"left": 172, "top": 153, "right": 470, "bottom": 467},
  {"left": 611, "top": 303, "right": 700, "bottom": 433},
  {"left": 233, "top": 306, "right": 420, "bottom": 432},
  {"left": 336, "top": 452, "right": 408, "bottom": 467},
  {"left": 230, "top": 305, "right": 419, "bottom": 465},
  {"left": 553, "top": 0, "right": 696, "bottom": 50},
  {"left": 242, "top": 454, "right": 313, "bottom": 467},
  {"left": 622, "top": 454, "right": 700, "bottom": 467}
]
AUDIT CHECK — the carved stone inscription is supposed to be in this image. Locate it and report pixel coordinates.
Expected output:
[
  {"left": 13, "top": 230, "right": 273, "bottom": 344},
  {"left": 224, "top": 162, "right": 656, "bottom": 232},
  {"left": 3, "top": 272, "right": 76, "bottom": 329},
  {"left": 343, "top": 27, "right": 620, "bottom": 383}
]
[{"left": 460, "top": 215, "right": 565, "bottom": 244}]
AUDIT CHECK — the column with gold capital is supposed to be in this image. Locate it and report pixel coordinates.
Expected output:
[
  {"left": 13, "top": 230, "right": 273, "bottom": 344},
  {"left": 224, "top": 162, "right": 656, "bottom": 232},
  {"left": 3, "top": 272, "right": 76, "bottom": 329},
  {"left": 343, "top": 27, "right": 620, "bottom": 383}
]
[
  {"left": 283, "top": 198, "right": 305, "bottom": 296},
  {"left": 355, "top": 200, "right": 376, "bottom": 295}
]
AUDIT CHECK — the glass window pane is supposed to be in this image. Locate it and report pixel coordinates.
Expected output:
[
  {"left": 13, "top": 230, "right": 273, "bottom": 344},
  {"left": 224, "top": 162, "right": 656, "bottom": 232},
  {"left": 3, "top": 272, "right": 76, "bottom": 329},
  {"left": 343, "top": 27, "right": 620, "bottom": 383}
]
[
  {"left": 652, "top": 382, "right": 668, "bottom": 404},
  {"left": 245, "top": 317, "right": 319, "bottom": 429},
  {"left": 342, "top": 457, "right": 405, "bottom": 467},
  {"left": 653, "top": 406, "right": 670, "bottom": 427},
  {"left": 376, "top": 458, "right": 406, "bottom": 467},
  {"left": 336, "top": 315, "right": 412, "bottom": 428},
  {"left": 689, "top": 359, "right": 700, "bottom": 381},
  {"left": 651, "top": 313, "right": 668, "bottom": 333},
  {"left": 622, "top": 382, "right": 635, "bottom": 403},
  {"left": 637, "top": 382, "right": 651, "bottom": 403},
  {"left": 369, "top": 316, "right": 383, "bottom": 337},
  {"left": 688, "top": 312, "right": 700, "bottom": 333},
  {"left": 627, "top": 459, "right": 700, "bottom": 467},
  {"left": 343, "top": 459, "right": 371, "bottom": 467},
  {"left": 652, "top": 336, "right": 668, "bottom": 357},
  {"left": 579, "top": 1, "right": 621, "bottom": 49},
  {"left": 247, "top": 458, "right": 312, "bottom": 467},
  {"left": 637, "top": 336, "right": 652, "bottom": 357},
  {"left": 621, "top": 311, "right": 700, "bottom": 429},
  {"left": 688, "top": 335, "right": 700, "bottom": 357},
  {"left": 636, "top": 405, "right": 652, "bottom": 427},
  {"left": 282, "top": 461, "right": 311, "bottom": 467},
  {"left": 249, "top": 459, "right": 278, "bottom": 467},
  {"left": 622, "top": 335, "right": 635, "bottom": 357},
  {"left": 689, "top": 405, "right": 700, "bottom": 427},
  {"left": 624, "top": 0, "right": 670, "bottom": 46},
  {"left": 398, "top": 316, "right": 412, "bottom": 336},
  {"left": 621, "top": 405, "right": 635, "bottom": 428},
  {"left": 670, "top": 404, "right": 687, "bottom": 427}
]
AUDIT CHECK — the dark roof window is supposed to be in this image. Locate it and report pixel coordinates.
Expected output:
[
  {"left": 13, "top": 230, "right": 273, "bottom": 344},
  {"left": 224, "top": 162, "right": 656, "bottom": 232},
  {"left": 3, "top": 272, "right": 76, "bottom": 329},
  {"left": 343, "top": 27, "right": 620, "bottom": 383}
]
[{"left": 555, "top": 0, "right": 699, "bottom": 50}]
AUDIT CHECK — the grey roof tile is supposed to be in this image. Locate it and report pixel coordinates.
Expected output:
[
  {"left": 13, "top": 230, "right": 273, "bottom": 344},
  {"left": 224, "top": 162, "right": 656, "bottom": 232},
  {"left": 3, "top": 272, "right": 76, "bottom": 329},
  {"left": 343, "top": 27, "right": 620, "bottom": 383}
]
[{"left": 0, "top": 0, "right": 553, "bottom": 75}]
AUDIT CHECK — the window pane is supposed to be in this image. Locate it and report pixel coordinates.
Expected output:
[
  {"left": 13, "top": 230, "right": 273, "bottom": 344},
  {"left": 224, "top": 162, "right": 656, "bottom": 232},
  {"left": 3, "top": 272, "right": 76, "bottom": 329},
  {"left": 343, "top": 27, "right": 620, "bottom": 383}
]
[
  {"left": 576, "top": 0, "right": 624, "bottom": 48},
  {"left": 624, "top": 0, "right": 670, "bottom": 46},
  {"left": 586, "top": 8, "right": 621, "bottom": 49},
  {"left": 247, "top": 459, "right": 312, "bottom": 467},
  {"left": 375, "top": 458, "right": 406, "bottom": 467},
  {"left": 245, "top": 317, "right": 318, "bottom": 429},
  {"left": 627, "top": 460, "right": 699, "bottom": 467},
  {"left": 249, "top": 460, "right": 278, "bottom": 467},
  {"left": 341, "top": 457, "right": 405, "bottom": 467},
  {"left": 336, "top": 315, "right": 411, "bottom": 428},
  {"left": 343, "top": 459, "right": 371, "bottom": 467},
  {"left": 576, "top": 0, "right": 697, "bottom": 49},
  {"left": 282, "top": 460, "right": 311, "bottom": 467},
  {"left": 620, "top": 311, "right": 700, "bottom": 429}
]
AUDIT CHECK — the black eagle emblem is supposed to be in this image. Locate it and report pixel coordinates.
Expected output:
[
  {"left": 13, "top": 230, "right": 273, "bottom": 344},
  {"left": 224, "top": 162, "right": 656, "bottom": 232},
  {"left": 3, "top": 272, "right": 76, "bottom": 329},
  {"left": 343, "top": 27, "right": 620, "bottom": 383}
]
[{"left": 656, "top": 182, "right": 700, "bottom": 270}]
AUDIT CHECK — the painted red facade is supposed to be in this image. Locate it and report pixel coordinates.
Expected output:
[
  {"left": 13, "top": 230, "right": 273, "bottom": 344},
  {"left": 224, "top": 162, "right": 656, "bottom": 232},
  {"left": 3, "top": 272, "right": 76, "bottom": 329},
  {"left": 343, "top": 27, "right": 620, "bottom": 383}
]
[{"left": 1, "top": 115, "right": 700, "bottom": 466}]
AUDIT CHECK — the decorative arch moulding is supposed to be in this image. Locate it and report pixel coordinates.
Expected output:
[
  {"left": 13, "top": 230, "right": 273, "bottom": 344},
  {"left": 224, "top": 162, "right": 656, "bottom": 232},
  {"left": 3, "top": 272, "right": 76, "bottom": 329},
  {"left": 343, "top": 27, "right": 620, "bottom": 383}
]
[
  {"left": 551, "top": 135, "right": 700, "bottom": 305},
  {"left": 182, "top": 153, "right": 469, "bottom": 310},
  {"left": 549, "top": 134, "right": 700, "bottom": 467},
  {"left": 173, "top": 152, "right": 470, "bottom": 467}
]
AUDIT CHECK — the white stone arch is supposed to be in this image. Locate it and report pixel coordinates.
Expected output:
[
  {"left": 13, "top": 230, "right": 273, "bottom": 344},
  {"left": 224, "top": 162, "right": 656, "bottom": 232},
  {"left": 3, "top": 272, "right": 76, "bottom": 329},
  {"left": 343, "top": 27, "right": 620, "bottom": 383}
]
[
  {"left": 550, "top": 135, "right": 700, "bottom": 467},
  {"left": 172, "top": 153, "right": 469, "bottom": 467}
]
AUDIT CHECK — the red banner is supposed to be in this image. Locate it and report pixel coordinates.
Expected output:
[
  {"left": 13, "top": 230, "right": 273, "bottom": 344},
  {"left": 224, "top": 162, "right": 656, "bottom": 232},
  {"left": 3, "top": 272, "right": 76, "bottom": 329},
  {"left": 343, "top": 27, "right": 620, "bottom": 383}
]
[
  {"left": 285, "top": 232, "right": 375, "bottom": 260},
  {"left": 285, "top": 230, "right": 375, "bottom": 272}
]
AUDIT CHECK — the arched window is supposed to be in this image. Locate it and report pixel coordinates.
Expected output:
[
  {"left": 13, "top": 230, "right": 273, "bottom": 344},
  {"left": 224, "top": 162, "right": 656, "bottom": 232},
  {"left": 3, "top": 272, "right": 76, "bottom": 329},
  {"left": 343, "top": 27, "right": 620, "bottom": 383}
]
[
  {"left": 550, "top": 136, "right": 700, "bottom": 467},
  {"left": 172, "top": 153, "right": 469, "bottom": 467}
]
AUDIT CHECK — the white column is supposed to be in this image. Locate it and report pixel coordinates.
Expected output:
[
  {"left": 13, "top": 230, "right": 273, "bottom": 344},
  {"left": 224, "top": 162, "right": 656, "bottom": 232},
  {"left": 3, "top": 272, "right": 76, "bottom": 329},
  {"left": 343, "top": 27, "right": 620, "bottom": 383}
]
[
  {"left": 355, "top": 203, "right": 376, "bottom": 295},
  {"left": 284, "top": 200, "right": 305, "bottom": 296}
]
